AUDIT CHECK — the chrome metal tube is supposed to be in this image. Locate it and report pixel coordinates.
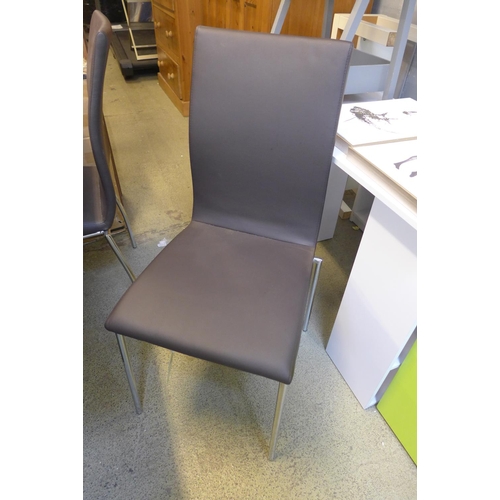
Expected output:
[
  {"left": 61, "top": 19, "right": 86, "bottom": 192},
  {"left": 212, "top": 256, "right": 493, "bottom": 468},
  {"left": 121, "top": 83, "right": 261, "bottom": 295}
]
[
  {"left": 83, "top": 230, "right": 105, "bottom": 240},
  {"left": 268, "top": 382, "right": 288, "bottom": 461},
  {"left": 303, "top": 257, "right": 322, "bottom": 332},
  {"left": 105, "top": 233, "right": 136, "bottom": 283},
  {"left": 116, "top": 334, "right": 142, "bottom": 414},
  {"left": 116, "top": 199, "right": 138, "bottom": 249}
]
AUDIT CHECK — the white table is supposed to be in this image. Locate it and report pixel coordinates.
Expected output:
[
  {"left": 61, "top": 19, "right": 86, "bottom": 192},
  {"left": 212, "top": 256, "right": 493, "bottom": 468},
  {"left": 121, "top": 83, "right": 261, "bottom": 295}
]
[{"left": 320, "top": 133, "right": 417, "bottom": 409}]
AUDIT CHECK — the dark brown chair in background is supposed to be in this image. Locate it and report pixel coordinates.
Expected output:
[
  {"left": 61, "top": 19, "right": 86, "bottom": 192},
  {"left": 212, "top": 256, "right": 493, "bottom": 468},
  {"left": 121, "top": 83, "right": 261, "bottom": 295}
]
[
  {"left": 83, "top": 10, "right": 137, "bottom": 283},
  {"left": 105, "top": 26, "right": 352, "bottom": 460}
]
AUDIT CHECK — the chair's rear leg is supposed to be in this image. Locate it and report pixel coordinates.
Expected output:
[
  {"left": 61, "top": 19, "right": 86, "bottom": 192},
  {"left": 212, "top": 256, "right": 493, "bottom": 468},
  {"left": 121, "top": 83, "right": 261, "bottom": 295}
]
[
  {"left": 105, "top": 233, "right": 136, "bottom": 283},
  {"left": 116, "top": 334, "right": 143, "bottom": 414},
  {"left": 116, "top": 199, "right": 137, "bottom": 249},
  {"left": 268, "top": 382, "right": 288, "bottom": 460},
  {"left": 302, "top": 257, "right": 322, "bottom": 332}
]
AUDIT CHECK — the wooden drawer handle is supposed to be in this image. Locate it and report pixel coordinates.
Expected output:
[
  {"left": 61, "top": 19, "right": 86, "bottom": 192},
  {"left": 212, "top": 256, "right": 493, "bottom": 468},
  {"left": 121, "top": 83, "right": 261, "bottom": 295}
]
[
  {"left": 157, "top": 61, "right": 175, "bottom": 80},
  {"left": 154, "top": 21, "right": 161, "bottom": 28},
  {"left": 165, "top": 30, "right": 173, "bottom": 37}
]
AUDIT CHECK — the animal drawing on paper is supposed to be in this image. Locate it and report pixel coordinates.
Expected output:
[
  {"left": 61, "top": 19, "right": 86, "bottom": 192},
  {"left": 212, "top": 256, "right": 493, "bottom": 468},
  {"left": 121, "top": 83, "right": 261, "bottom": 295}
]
[
  {"left": 394, "top": 155, "right": 417, "bottom": 178},
  {"left": 349, "top": 106, "right": 390, "bottom": 128},
  {"left": 349, "top": 106, "right": 392, "bottom": 130},
  {"left": 347, "top": 106, "right": 417, "bottom": 133}
]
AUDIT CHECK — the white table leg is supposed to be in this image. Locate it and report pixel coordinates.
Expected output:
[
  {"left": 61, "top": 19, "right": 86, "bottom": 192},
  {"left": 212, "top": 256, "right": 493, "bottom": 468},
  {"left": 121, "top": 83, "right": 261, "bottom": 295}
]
[
  {"left": 318, "top": 160, "right": 348, "bottom": 241},
  {"left": 326, "top": 197, "right": 417, "bottom": 408}
]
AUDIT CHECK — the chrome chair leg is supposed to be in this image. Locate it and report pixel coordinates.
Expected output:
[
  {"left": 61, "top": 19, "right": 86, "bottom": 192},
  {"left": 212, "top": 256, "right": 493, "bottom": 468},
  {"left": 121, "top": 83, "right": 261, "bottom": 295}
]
[
  {"left": 302, "top": 257, "right": 322, "bottom": 332},
  {"left": 116, "top": 199, "right": 137, "bottom": 249},
  {"left": 116, "top": 334, "right": 143, "bottom": 414},
  {"left": 105, "top": 233, "right": 136, "bottom": 283},
  {"left": 269, "top": 382, "right": 288, "bottom": 460}
]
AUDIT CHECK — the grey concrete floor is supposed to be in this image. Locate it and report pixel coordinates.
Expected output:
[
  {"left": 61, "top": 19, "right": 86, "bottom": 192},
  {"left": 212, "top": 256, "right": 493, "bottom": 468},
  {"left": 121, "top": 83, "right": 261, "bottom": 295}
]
[{"left": 83, "top": 52, "right": 417, "bottom": 499}]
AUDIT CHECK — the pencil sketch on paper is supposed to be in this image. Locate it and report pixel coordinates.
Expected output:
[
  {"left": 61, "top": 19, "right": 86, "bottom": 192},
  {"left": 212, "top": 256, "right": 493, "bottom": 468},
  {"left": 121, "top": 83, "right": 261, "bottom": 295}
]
[
  {"left": 353, "top": 139, "right": 417, "bottom": 198},
  {"left": 394, "top": 155, "right": 417, "bottom": 178},
  {"left": 337, "top": 98, "right": 417, "bottom": 147},
  {"left": 348, "top": 106, "right": 393, "bottom": 130}
]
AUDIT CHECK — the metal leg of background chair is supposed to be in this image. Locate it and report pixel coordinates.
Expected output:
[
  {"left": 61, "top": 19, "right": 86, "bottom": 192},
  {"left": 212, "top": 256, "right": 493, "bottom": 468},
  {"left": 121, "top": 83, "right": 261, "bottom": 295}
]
[
  {"left": 116, "top": 199, "right": 137, "bottom": 249},
  {"left": 116, "top": 334, "right": 143, "bottom": 414},
  {"left": 105, "top": 233, "right": 136, "bottom": 283},
  {"left": 268, "top": 382, "right": 288, "bottom": 461},
  {"left": 302, "top": 257, "right": 322, "bottom": 332}
]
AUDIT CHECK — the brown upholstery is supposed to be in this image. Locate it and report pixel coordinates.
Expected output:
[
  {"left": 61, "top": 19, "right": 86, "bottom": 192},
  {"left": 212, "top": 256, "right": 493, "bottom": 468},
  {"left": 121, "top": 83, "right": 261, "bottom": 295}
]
[
  {"left": 106, "top": 220, "right": 315, "bottom": 383},
  {"left": 105, "top": 26, "right": 351, "bottom": 409},
  {"left": 188, "top": 28, "right": 352, "bottom": 247},
  {"left": 84, "top": 10, "right": 115, "bottom": 235},
  {"left": 83, "top": 10, "right": 136, "bottom": 282}
]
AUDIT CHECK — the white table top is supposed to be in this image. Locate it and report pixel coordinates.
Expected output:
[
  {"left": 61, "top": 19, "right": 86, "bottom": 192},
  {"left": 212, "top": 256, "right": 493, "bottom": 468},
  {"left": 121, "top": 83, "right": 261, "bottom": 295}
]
[
  {"left": 333, "top": 137, "right": 417, "bottom": 230},
  {"left": 334, "top": 96, "right": 417, "bottom": 230}
]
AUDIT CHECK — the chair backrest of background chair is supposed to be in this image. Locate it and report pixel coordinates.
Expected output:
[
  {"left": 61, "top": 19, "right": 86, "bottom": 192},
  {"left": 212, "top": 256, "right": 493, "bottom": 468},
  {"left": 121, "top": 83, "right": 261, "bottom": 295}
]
[
  {"left": 86, "top": 10, "right": 116, "bottom": 231},
  {"left": 188, "top": 27, "right": 352, "bottom": 248}
]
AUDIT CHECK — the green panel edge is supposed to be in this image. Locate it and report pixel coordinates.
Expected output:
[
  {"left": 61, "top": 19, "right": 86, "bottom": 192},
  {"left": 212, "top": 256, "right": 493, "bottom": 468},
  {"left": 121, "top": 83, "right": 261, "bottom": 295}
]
[{"left": 377, "top": 340, "right": 417, "bottom": 464}]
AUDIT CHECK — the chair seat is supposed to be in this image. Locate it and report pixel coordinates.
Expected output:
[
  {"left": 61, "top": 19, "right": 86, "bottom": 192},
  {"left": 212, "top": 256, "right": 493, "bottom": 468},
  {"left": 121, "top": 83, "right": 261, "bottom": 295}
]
[
  {"left": 105, "top": 220, "right": 315, "bottom": 383},
  {"left": 83, "top": 165, "right": 109, "bottom": 235}
]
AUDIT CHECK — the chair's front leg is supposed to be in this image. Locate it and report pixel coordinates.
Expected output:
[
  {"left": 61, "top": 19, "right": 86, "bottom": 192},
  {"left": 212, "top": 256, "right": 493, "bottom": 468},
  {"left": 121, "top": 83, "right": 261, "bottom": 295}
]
[
  {"left": 116, "top": 334, "right": 142, "bottom": 414},
  {"left": 268, "top": 382, "right": 288, "bottom": 460}
]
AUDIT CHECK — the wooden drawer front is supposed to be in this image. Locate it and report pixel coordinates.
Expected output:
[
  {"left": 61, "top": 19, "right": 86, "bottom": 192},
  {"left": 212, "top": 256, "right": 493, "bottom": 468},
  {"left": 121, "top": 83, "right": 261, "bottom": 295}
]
[
  {"left": 158, "top": 49, "right": 182, "bottom": 99},
  {"left": 154, "top": 0, "right": 175, "bottom": 13},
  {"left": 153, "top": 7, "right": 179, "bottom": 56}
]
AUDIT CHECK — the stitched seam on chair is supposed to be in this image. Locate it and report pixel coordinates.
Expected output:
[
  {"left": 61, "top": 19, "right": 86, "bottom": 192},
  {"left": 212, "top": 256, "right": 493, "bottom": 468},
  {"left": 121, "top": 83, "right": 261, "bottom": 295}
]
[{"left": 189, "top": 218, "right": 315, "bottom": 251}]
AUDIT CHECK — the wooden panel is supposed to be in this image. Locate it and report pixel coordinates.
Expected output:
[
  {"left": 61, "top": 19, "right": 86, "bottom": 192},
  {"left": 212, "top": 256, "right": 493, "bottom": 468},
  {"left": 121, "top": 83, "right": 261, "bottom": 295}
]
[
  {"left": 203, "top": 0, "right": 229, "bottom": 28},
  {"left": 155, "top": 0, "right": 175, "bottom": 13},
  {"left": 280, "top": 0, "right": 325, "bottom": 37},
  {"left": 272, "top": 0, "right": 374, "bottom": 38},
  {"left": 331, "top": 0, "right": 372, "bottom": 13},
  {"left": 228, "top": 0, "right": 244, "bottom": 30},
  {"left": 176, "top": 0, "right": 203, "bottom": 104},
  {"left": 242, "top": 0, "right": 274, "bottom": 32}
]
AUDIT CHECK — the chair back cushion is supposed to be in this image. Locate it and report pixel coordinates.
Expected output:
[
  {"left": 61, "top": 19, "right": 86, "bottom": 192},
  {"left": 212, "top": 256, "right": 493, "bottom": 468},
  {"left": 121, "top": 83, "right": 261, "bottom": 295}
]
[
  {"left": 85, "top": 10, "right": 116, "bottom": 232},
  {"left": 189, "top": 27, "right": 352, "bottom": 247}
]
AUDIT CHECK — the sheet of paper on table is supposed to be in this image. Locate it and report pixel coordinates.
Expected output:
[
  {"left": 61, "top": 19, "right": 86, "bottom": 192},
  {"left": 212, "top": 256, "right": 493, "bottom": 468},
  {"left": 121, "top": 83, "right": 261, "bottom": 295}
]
[
  {"left": 337, "top": 98, "right": 417, "bottom": 148},
  {"left": 352, "top": 139, "right": 417, "bottom": 199}
]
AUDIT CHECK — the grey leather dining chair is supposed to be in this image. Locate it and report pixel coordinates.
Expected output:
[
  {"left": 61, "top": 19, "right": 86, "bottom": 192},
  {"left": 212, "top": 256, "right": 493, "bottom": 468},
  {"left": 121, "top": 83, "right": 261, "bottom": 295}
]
[
  {"left": 105, "top": 26, "right": 352, "bottom": 460},
  {"left": 84, "top": 10, "right": 137, "bottom": 283}
]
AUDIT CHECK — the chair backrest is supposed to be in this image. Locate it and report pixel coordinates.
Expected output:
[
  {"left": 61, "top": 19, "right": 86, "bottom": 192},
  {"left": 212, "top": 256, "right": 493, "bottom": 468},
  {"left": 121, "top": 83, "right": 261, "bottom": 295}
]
[
  {"left": 188, "top": 27, "right": 352, "bottom": 248},
  {"left": 86, "top": 10, "right": 116, "bottom": 230}
]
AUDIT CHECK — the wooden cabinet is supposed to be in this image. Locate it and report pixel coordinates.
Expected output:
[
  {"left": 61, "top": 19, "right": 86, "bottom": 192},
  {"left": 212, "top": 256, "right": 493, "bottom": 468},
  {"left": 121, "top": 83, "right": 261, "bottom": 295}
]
[
  {"left": 151, "top": 0, "right": 203, "bottom": 116},
  {"left": 202, "top": 0, "right": 279, "bottom": 33},
  {"left": 152, "top": 0, "right": 372, "bottom": 116}
]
